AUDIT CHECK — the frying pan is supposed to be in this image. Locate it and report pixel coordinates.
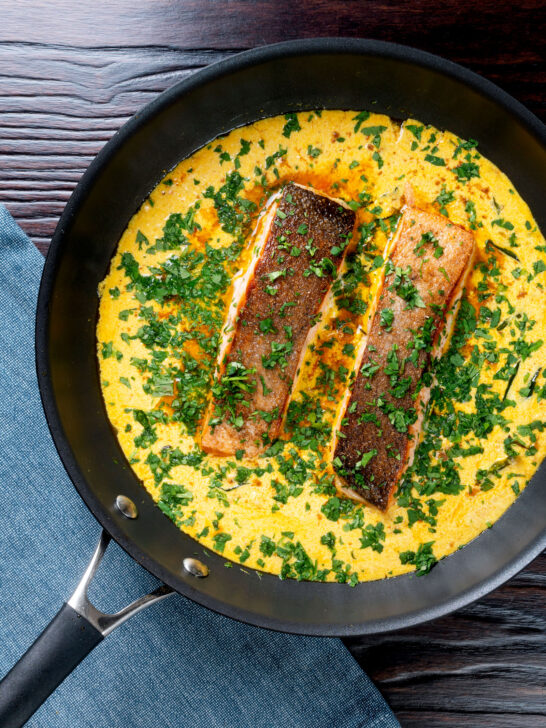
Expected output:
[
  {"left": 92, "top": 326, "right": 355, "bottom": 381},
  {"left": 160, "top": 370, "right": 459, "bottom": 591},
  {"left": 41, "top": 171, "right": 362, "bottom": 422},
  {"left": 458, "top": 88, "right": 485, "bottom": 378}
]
[{"left": 1, "top": 38, "right": 545, "bottom": 728}]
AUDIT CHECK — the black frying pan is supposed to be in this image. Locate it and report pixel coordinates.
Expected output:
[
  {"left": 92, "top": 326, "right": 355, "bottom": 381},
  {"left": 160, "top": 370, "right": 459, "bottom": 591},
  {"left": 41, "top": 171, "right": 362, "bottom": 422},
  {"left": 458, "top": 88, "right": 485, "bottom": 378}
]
[{"left": 1, "top": 38, "right": 545, "bottom": 728}]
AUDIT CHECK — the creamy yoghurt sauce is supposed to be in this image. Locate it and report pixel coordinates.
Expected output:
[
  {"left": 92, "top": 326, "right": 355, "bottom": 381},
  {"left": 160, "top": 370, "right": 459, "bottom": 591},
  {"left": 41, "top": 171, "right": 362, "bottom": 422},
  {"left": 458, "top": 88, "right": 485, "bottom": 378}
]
[{"left": 97, "top": 111, "right": 546, "bottom": 584}]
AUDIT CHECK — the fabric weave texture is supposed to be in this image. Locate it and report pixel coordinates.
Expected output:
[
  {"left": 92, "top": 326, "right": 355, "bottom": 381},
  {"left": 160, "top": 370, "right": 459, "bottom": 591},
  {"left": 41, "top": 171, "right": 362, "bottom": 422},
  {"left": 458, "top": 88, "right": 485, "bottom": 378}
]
[{"left": 0, "top": 204, "right": 400, "bottom": 728}]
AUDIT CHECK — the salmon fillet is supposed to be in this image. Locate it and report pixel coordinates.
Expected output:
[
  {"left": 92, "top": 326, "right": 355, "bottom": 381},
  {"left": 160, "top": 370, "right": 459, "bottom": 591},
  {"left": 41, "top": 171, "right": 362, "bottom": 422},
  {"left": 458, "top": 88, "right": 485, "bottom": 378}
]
[
  {"left": 333, "top": 205, "right": 475, "bottom": 510},
  {"left": 201, "top": 182, "right": 356, "bottom": 457}
]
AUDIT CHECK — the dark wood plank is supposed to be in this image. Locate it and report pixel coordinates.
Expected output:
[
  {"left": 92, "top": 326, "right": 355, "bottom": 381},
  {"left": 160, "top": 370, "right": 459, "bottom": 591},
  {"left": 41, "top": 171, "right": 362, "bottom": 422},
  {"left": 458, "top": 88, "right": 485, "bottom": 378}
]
[
  {"left": 396, "top": 712, "right": 546, "bottom": 727},
  {"left": 0, "top": 0, "right": 544, "bottom": 61},
  {"left": 0, "top": 3, "right": 545, "bottom": 725}
]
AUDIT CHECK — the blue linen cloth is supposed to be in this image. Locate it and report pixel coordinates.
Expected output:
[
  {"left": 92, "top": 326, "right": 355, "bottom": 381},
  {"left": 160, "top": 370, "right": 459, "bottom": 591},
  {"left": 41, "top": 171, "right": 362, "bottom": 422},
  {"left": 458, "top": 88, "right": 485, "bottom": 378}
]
[{"left": 0, "top": 204, "right": 400, "bottom": 728}]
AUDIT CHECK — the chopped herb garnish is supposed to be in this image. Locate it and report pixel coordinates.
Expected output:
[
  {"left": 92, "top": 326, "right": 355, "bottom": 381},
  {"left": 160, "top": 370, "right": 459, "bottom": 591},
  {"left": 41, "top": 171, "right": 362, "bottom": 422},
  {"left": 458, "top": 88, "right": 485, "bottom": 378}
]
[
  {"left": 425, "top": 154, "right": 445, "bottom": 167},
  {"left": 399, "top": 541, "right": 437, "bottom": 575},
  {"left": 282, "top": 113, "right": 302, "bottom": 138}
]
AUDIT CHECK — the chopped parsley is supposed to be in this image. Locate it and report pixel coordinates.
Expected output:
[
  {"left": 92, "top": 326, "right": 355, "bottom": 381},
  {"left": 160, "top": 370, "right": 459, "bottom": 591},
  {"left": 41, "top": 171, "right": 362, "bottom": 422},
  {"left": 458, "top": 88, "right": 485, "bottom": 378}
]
[
  {"left": 399, "top": 541, "right": 437, "bottom": 575},
  {"left": 282, "top": 113, "right": 302, "bottom": 138}
]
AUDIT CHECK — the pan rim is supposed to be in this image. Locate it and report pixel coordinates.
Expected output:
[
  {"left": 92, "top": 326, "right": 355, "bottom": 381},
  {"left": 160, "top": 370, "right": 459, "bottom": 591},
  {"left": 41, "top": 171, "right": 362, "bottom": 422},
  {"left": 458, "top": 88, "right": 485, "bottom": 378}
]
[{"left": 35, "top": 37, "right": 546, "bottom": 637}]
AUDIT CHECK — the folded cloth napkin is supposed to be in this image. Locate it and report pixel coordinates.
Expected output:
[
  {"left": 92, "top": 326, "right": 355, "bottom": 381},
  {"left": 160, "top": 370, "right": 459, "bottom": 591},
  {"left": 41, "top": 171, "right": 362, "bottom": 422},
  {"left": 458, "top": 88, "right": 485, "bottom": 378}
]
[{"left": 0, "top": 204, "right": 400, "bottom": 728}]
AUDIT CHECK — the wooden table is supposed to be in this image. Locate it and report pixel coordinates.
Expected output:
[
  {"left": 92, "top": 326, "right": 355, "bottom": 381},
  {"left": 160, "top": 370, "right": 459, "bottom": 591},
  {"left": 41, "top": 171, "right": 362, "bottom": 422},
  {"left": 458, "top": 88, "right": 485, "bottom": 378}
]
[{"left": 1, "top": 2, "right": 544, "bottom": 726}]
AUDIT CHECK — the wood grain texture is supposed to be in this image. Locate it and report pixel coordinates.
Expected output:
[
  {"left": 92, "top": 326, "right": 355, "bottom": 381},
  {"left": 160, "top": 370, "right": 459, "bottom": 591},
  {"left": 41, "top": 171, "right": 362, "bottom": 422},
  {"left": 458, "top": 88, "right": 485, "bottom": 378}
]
[
  {"left": 0, "top": 0, "right": 545, "bottom": 57},
  {"left": 0, "top": 2, "right": 544, "bottom": 725}
]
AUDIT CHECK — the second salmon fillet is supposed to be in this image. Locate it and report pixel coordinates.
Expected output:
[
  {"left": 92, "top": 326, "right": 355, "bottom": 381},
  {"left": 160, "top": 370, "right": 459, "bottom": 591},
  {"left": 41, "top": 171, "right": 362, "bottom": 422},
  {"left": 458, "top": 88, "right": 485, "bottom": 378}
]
[
  {"left": 333, "top": 205, "right": 475, "bottom": 510},
  {"left": 201, "top": 182, "right": 356, "bottom": 457}
]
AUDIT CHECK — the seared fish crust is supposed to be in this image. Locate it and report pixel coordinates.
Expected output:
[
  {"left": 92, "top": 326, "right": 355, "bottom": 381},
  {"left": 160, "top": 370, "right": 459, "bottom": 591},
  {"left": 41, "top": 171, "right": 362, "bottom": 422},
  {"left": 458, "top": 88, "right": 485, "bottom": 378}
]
[
  {"left": 202, "top": 182, "right": 356, "bottom": 457},
  {"left": 334, "top": 205, "right": 475, "bottom": 510}
]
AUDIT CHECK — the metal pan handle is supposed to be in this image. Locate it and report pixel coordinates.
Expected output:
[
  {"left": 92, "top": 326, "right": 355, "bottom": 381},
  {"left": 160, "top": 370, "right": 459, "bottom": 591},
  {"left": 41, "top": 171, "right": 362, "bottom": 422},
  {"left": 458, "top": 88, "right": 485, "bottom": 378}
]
[{"left": 0, "top": 530, "right": 173, "bottom": 728}]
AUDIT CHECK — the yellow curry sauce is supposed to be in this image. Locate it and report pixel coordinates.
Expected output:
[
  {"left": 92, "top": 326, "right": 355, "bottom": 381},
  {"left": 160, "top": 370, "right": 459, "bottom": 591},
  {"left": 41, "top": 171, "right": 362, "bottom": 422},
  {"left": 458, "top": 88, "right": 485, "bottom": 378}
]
[{"left": 97, "top": 111, "right": 546, "bottom": 584}]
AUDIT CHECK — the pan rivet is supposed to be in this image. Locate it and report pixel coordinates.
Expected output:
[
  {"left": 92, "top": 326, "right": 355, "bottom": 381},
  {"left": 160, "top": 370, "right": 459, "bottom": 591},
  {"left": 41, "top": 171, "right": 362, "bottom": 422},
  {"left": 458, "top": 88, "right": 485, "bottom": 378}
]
[
  {"left": 115, "top": 495, "right": 138, "bottom": 519},
  {"left": 183, "top": 557, "right": 209, "bottom": 578}
]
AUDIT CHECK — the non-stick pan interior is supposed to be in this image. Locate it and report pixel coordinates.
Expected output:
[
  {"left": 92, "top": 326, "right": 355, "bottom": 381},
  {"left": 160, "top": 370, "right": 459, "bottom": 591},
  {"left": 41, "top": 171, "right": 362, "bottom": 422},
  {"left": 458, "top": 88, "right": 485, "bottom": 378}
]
[{"left": 36, "top": 39, "right": 546, "bottom": 636}]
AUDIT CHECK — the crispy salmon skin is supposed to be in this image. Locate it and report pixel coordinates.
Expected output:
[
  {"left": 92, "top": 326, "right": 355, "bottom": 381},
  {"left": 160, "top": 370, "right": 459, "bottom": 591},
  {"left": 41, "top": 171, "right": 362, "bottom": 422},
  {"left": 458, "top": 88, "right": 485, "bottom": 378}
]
[
  {"left": 201, "top": 182, "right": 355, "bottom": 457},
  {"left": 333, "top": 205, "right": 475, "bottom": 510}
]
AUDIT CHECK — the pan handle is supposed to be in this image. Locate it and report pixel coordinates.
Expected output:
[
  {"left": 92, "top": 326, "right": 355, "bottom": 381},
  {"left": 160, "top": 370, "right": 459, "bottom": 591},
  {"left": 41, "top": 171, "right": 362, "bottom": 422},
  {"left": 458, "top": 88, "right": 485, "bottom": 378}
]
[{"left": 0, "top": 530, "right": 174, "bottom": 728}]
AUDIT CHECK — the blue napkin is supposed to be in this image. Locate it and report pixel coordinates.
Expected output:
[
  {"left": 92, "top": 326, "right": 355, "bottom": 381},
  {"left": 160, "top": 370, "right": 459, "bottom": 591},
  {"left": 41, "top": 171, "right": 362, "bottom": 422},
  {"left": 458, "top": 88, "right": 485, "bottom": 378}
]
[{"left": 0, "top": 204, "right": 399, "bottom": 728}]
